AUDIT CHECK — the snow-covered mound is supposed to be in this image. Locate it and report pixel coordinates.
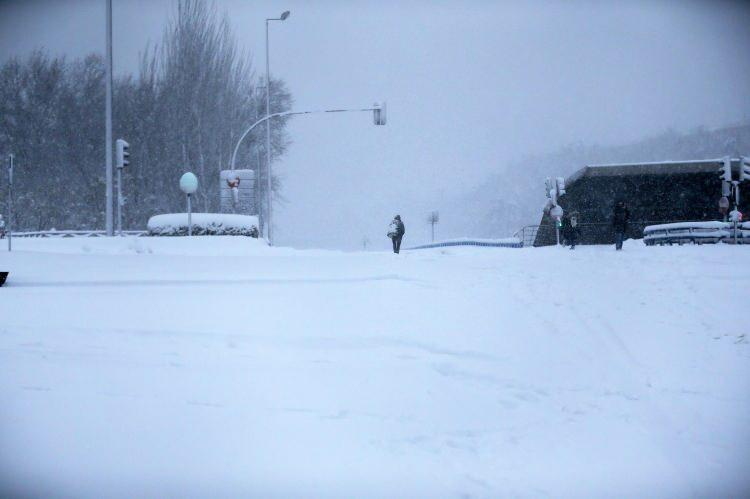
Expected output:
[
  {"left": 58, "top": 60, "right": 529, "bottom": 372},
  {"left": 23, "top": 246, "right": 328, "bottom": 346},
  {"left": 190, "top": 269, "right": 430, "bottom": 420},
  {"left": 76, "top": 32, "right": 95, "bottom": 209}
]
[{"left": 147, "top": 213, "right": 259, "bottom": 237}]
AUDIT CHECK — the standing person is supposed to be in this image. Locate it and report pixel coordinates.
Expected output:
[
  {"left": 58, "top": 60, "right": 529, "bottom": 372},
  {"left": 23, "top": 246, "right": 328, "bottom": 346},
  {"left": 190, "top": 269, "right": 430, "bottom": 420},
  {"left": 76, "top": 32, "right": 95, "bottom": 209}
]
[
  {"left": 0, "top": 214, "right": 5, "bottom": 239},
  {"left": 562, "top": 211, "right": 580, "bottom": 249},
  {"left": 388, "top": 215, "right": 406, "bottom": 254},
  {"left": 612, "top": 200, "right": 629, "bottom": 251}
]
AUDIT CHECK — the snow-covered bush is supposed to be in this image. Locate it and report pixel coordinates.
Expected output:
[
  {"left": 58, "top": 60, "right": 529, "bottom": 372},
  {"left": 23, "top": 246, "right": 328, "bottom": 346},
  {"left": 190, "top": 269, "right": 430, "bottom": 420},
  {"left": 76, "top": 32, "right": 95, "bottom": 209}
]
[{"left": 147, "top": 213, "right": 259, "bottom": 237}]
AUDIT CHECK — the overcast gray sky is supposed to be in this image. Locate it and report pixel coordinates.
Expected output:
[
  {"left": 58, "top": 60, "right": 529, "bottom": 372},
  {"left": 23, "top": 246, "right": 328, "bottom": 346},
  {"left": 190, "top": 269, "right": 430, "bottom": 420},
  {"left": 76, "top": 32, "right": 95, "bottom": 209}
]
[{"left": 2, "top": 0, "right": 749, "bottom": 249}]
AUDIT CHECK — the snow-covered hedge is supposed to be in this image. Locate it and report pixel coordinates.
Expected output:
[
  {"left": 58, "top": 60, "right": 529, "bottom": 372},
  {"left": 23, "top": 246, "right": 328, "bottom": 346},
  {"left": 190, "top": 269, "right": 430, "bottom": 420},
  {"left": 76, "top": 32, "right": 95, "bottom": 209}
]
[{"left": 147, "top": 213, "right": 259, "bottom": 237}]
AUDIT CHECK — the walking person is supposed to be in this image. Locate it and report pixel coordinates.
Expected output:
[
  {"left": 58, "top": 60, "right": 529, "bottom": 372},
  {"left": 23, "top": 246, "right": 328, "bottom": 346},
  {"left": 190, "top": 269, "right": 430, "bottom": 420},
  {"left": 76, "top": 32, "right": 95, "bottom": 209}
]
[
  {"left": 612, "top": 200, "right": 629, "bottom": 251},
  {"left": 562, "top": 211, "right": 580, "bottom": 249},
  {"left": 388, "top": 215, "right": 406, "bottom": 254}
]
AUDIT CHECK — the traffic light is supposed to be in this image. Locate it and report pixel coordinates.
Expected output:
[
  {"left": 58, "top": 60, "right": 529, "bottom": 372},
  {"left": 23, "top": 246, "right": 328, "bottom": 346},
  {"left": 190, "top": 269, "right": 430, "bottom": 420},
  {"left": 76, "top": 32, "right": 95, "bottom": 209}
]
[
  {"left": 116, "top": 139, "right": 130, "bottom": 169},
  {"left": 545, "top": 177, "right": 565, "bottom": 205},
  {"left": 556, "top": 177, "right": 566, "bottom": 196},
  {"left": 740, "top": 156, "right": 750, "bottom": 182},
  {"left": 373, "top": 102, "right": 387, "bottom": 126},
  {"left": 718, "top": 156, "right": 732, "bottom": 182}
]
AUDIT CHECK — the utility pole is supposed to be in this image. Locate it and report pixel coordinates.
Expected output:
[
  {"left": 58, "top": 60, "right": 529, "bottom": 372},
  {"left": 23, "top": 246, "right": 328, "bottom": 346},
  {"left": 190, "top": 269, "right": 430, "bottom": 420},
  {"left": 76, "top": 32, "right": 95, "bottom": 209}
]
[{"left": 105, "top": 0, "right": 114, "bottom": 236}]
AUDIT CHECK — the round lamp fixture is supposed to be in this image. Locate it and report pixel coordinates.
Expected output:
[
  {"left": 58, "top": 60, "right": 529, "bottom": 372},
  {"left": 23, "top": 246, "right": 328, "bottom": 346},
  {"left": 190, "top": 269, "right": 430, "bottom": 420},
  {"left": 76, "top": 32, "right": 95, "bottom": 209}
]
[{"left": 180, "top": 172, "right": 199, "bottom": 194}]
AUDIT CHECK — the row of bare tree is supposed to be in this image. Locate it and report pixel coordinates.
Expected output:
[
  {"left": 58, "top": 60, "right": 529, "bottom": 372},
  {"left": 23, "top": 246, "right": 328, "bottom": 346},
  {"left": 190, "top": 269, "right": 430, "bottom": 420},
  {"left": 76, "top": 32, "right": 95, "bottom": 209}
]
[{"left": 0, "top": 0, "right": 291, "bottom": 231}]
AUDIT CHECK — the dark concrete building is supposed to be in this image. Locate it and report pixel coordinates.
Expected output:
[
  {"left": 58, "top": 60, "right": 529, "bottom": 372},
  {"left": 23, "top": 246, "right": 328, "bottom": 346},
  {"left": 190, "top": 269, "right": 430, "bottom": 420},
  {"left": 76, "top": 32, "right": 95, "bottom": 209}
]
[{"left": 534, "top": 158, "right": 750, "bottom": 246}]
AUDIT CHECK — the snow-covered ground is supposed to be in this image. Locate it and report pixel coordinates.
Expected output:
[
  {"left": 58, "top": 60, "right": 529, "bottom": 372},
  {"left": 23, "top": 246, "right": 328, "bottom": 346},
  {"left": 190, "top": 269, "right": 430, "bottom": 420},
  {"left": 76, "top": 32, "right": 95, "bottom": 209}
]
[{"left": 0, "top": 237, "right": 748, "bottom": 498}]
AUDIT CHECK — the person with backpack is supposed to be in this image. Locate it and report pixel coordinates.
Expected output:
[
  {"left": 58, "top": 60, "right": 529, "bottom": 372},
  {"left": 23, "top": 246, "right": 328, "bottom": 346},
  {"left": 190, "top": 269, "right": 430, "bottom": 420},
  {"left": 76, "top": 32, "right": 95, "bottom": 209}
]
[
  {"left": 612, "top": 200, "right": 629, "bottom": 251},
  {"left": 388, "top": 215, "right": 406, "bottom": 254},
  {"left": 562, "top": 211, "right": 580, "bottom": 249}
]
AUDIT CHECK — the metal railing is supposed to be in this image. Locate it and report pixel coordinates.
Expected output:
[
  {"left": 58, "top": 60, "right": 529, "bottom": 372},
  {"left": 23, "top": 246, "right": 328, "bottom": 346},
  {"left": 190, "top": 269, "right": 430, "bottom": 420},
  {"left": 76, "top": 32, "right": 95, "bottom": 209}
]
[
  {"left": 408, "top": 238, "right": 522, "bottom": 250},
  {"left": 513, "top": 225, "right": 549, "bottom": 247},
  {"left": 8, "top": 230, "right": 146, "bottom": 238},
  {"left": 518, "top": 220, "right": 692, "bottom": 247}
]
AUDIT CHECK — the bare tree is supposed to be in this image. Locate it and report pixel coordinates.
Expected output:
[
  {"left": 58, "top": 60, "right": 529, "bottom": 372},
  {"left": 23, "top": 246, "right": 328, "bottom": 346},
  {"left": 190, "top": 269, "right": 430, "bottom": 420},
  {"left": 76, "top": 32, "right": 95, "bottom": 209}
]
[{"left": 0, "top": 0, "right": 294, "bottom": 232}]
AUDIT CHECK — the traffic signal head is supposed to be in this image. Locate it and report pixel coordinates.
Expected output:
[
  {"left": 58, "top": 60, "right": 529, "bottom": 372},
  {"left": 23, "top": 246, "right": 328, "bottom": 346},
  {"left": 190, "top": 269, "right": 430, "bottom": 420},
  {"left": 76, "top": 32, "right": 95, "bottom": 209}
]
[
  {"left": 116, "top": 139, "right": 130, "bottom": 169},
  {"left": 741, "top": 156, "right": 750, "bottom": 182},
  {"left": 718, "top": 156, "right": 732, "bottom": 182},
  {"left": 556, "top": 176, "right": 566, "bottom": 196},
  {"left": 373, "top": 102, "right": 387, "bottom": 126}
]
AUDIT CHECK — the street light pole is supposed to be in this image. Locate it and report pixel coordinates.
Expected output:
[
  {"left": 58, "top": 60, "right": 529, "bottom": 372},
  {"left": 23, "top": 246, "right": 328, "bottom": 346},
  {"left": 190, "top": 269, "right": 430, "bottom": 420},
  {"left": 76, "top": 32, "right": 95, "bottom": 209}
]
[
  {"left": 228, "top": 103, "right": 387, "bottom": 242},
  {"left": 105, "top": 0, "right": 114, "bottom": 236},
  {"left": 265, "top": 10, "right": 290, "bottom": 245}
]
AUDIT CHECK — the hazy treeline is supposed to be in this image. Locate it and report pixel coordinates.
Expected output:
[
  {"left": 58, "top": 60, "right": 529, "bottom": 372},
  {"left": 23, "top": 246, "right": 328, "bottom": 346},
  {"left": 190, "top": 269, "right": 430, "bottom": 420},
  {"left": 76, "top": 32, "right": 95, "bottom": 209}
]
[
  {"left": 0, "top": 0, "right": 291, "bottom": 231},
  {"left": 442, "top": 123, "right": 750, "bottom": 239}
]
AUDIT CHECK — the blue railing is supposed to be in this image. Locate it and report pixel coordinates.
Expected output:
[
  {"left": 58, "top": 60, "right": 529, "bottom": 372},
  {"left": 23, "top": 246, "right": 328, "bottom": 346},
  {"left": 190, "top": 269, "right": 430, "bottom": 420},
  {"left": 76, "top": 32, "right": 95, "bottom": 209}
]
[{"left": 407, "top": 238, "right": 522, "bottom": 250}]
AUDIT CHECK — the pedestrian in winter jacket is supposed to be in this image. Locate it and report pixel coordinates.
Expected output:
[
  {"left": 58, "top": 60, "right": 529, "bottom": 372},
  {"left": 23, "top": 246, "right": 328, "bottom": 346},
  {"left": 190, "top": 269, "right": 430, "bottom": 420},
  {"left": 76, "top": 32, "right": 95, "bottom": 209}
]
[
  {"left": 612, "top": 200, "right": 629, "bottom": 250},
  {"left": 562, "top": 211, "right": 580, "bottom": 249},
  {"left": 388, "top": 215, "right": 406, "bottom": 254}
]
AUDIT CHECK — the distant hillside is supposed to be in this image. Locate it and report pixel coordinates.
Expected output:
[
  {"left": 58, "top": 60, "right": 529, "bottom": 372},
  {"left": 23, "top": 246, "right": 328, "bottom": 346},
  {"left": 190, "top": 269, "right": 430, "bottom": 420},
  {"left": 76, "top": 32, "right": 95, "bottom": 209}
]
[{"left": 440, "top": 123, "right": 750, "bottom": 238}]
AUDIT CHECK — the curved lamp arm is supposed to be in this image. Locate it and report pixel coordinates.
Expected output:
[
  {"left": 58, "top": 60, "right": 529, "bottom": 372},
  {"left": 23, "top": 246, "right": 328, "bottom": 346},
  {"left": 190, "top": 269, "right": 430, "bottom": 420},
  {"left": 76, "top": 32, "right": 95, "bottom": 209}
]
[{"left": 229, "top": 105, "right": 385, "bottom": 170}]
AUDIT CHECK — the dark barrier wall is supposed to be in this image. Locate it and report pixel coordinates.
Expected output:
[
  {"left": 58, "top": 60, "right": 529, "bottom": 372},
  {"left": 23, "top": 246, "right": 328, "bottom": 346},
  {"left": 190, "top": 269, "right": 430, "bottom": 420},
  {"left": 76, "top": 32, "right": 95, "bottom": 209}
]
[{"left": 534, "top": 161, "right": 750, "bottom": 246}]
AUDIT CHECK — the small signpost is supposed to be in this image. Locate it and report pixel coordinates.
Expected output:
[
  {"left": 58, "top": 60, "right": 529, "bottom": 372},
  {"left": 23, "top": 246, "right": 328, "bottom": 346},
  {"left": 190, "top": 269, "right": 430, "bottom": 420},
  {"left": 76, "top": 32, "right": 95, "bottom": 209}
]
[
  {"left": 719, "top": 196, "right": 729, "bottom": 221},
  {"left": 428, "top": 211, "right": 440, "bottom": 242},
  {"left": 179, "top": 172, "right": 199, "bottom": 237}
]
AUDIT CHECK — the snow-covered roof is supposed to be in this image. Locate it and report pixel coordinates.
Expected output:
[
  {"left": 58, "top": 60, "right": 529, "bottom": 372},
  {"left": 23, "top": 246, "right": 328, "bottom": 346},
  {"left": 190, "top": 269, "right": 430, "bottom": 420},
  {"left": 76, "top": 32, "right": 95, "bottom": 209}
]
[{"left": 565, "top": 157, "right": 747, "bottom": 183}]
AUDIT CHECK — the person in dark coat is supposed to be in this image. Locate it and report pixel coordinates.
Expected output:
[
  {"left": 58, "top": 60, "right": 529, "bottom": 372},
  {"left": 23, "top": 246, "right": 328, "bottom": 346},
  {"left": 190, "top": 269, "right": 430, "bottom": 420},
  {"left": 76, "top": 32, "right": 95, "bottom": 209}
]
[
  {"left": 612, "top": 200, "right": 629, "bottom": 250},
  {"left": 562, "top": 211, "right": 580, "bottom": 249},
  {"left": 388, "top": 215, "right": 406, "bottom": 254}
]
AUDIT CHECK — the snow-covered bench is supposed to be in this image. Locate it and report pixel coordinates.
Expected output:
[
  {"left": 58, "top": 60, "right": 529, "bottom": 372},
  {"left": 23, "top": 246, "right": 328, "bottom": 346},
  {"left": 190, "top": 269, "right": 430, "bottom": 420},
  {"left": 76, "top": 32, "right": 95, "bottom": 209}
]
[{"left": 643, "top": 221, "right": 749, "bottom": 245}]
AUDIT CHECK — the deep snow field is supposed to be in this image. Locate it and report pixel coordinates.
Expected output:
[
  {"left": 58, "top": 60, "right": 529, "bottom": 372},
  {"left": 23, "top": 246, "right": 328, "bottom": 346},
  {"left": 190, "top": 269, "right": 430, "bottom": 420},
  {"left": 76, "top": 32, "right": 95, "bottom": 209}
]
[{"left": 0, "top": 237, "right": 748, "bottom": 498}]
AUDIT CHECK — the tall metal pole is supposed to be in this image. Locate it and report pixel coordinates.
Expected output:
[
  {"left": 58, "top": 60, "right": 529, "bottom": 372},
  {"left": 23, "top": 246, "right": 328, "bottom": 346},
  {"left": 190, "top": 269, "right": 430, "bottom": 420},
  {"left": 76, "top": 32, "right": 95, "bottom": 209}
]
[
  {"left": 105, "top": 0, "right": 114, "bottom": 236},
  {"left": 116, "top": 167, "right": 123, "bottom": 235},
  {"left": 265, "top": 20, "right": 273, "bottom": 244},
  {"left": 257, "top": 149, "right": 264, "bottom": 234},
  {"left": 7, "top": 154, "right": 13, "bottom": 252}
]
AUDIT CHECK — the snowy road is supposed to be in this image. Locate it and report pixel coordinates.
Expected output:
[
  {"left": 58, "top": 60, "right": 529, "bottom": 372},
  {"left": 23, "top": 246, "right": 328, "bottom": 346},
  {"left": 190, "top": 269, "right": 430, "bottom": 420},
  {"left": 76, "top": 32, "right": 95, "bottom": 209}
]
[{"left": 1, "top": 237, "right": 748, "bottom": 498}]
